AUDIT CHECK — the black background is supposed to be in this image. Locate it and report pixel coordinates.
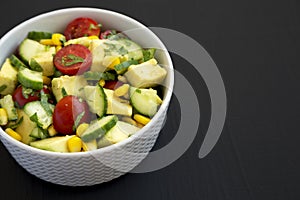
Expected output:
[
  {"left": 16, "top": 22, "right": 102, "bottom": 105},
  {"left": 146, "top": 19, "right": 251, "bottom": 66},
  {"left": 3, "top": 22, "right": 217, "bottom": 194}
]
[{"left": 0, "top": 0, "right": 300, "bottom": 199}]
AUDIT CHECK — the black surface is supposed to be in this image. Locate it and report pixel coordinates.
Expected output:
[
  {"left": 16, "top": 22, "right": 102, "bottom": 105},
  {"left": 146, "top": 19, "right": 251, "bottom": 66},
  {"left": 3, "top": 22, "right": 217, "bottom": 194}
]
[{"left": 1, "top": 0, "right": 300, "bottom": 199}]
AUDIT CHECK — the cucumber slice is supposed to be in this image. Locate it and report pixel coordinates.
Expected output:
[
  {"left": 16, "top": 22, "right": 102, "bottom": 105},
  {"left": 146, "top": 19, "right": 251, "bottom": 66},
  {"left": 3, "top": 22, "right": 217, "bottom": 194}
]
[
  {"left": 24, "top": 101, "right": 54, "bottom": 129},
  {"left": 19, "top": 39, "right": 48, "bottom": 63},
  {"left": 130, "top": 87, "right": 161, "bottom": 117},
  {"left": 84, "top": 84, "right": 107, "bottom": 117},
  {"left": 9, "top": 55, "right": 28, "bottom": 70},
  {"left": 30, "top": 127, "right": 49, "bottom": 139},
  {"left": 27, "top": 31, "right": 52, "bottom": 41},
  {"left": 29, "top": 58, "right": 43, "bottom": 72},
  {"left": 80, "top": 115, "right": 118, "bottom": 142},
  {"left": 117, "top": 39, "right": 143, "bottom": 61},
  {"left": 17, "top": 67, "right": 43, "bottom": 90},
  {"left": 0, "top": 95, "right": 18, "bottom": 120}
]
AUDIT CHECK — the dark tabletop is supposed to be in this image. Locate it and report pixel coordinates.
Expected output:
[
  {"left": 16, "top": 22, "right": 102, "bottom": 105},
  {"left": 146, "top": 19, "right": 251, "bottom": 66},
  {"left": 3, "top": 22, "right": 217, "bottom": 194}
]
[{"left": 1, "top": 0, "right": 300, "bottom": 199}]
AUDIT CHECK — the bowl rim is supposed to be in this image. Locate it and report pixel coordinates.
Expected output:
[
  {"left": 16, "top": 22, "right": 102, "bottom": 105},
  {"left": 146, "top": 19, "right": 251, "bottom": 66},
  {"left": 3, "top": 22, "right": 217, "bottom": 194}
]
[{"left": 0, "top": 7, "right": 174, "bottom": 158}]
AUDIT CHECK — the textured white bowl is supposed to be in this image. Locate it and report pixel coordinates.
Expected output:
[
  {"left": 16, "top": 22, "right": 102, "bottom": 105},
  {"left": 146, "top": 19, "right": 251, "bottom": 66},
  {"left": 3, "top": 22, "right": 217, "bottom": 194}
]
[{"left": 0, "top": 7, "right": 174, "bottom": 186}]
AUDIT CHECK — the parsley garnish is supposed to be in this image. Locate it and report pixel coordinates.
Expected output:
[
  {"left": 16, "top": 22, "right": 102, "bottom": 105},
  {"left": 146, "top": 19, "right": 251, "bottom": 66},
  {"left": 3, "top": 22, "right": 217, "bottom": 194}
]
[
  {"left": 0, "top": 85, "right": 7, "bottom": 93},
  {"left": 61, "top": 54, "right": 84, "bottom": 66},
  {"left": 22, "top": 87, "right": 33, "bottom": 99}
]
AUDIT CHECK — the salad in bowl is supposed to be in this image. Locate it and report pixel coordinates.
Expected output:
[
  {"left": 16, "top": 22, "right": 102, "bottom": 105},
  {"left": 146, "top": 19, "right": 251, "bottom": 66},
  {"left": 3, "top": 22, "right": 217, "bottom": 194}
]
[{"left": 0, "top": 16, "right": 167, "bottom": 153}]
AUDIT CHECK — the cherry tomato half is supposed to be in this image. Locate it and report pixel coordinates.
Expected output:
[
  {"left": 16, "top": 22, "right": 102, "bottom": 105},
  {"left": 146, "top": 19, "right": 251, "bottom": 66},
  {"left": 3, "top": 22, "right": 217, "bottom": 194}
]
[
  {"left": 12, "top": 85, "right": 51, "bottom": 107},
  {"left": 64, "top": 17, "right": 101, "bottom": 40},
  {"left": 53, "top": 96, "right": 90, "bottom": 135},
  {"left": 53, "top": 44, "right": 92, "bottom": 75}
]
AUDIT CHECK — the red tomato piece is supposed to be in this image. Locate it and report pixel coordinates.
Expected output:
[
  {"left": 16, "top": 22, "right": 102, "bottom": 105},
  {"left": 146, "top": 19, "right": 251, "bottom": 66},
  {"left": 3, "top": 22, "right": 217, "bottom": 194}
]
[
  {"left": 64, "top": 17, "right": 101, "bottom": 40},
  {"left": 53, "top": 96, "right": 90, "bottom": 135},
  {"left": 103, "top": 80, "right": 124, "bottom": 90},
  {"left": 53, "top": 44, "right": 92, "bottom": 75},
  {"left": 12, "top": 85, "right": 51, "bottom": 107}
]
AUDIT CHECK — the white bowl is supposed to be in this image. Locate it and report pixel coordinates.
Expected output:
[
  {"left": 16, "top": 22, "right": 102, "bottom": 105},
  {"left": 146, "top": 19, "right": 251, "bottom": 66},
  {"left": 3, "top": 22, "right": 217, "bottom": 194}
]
[{"left": 0, "top": 7, "right": 174, "bottom": 186}]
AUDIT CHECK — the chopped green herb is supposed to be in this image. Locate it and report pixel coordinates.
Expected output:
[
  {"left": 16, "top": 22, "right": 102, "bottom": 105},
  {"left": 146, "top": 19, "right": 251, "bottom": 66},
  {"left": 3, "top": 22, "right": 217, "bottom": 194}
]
[
  {"left": 40, "top": 91, "right": 53, "bottom": 115},
  {"left": 89, "top": 23, "right": 98, "bottom": 30},
  {"left": 22, "top": 87, "right": 33, "bottom": 99},
  {"left": 45, "top": 45, "right": 50, "bottom": 51},
  {"left": 61, "top": 87, "right": 68, "bottom": 97},
  {"left": 7, "top": 116, "right": 23, "bottom": 129},
  {"left": 30, "top": 113, "right": 43, "bottom": 127},
  {"left": 118, "top": 46, "right": 128, "bottom": 55},
  {"left": 136, "top": 89, "right": 141, "bottom": 94},
  {"left": 142, "top": 48, "right": 156, "bottom": 62},
  {"left": 61, "top": 54, "right": 84, "bottom": 66},
  {"left": 0, "top": 85, "right": 7, "bottom": 93},
  {"left": 114, "top": 60, "right": 138, "bottom": 74}
]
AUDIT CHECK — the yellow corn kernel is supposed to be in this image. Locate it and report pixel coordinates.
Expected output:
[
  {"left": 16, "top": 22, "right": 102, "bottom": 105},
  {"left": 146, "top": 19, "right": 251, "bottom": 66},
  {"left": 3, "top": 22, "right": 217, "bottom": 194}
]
[
  {"left": 133, "top": 114, "right": 151, "bottom": 125},
  {"left": 67, "top": 136, "right": 82, "bottom": 152},
  {"left": 99, "top": 79, "right": 105, "bottom": 87},
  {"left": 48, "top": 125, "right": 58, "bottom": 137},
  {"left": 148, "top": 58, "right": 158, "bottom": 65},
  {"left": 114, "top": 84, "right": 129, "bottom": 97},
  {"left": 108, "top": 57, "right": 120, "bottom": 69},
  {"left": 88, "top": 35, "right": 99, "bottom": 40},
  {"left": 136, "top": 122, "right": 145, "bottom": 128},
  {"left": 0, "top": 108, "right": 8, "bottom": 126},
  {"left": 52, "top": 33, "right": 66, "bottom": 46},
  {"left": 117, "top": 75, "right": 128, "bottom": 83},
  {"left": 121, "top": 117, "right": 137, "bottom": 126},
  {"left": 56, "top": 45, "right": 62, "bottom": 52},
  {"left": 5, "top": 128, "right": 22, "bottom": 141},
  {"left": 76, "top": 123, "right": 89, "bottom": 137},
  {"left": 42, "top": 76, "right": 51, "bottom": 85},
  {"left": 40, "top": 39, "right": 54, "bottom": 46},
  {"left": 82, "top": 140, "right": 97, "bottom": 152}
]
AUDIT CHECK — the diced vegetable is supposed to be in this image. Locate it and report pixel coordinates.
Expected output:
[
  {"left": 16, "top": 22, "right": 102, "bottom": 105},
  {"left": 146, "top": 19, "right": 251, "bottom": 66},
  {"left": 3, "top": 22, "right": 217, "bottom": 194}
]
[
  {"left": 0, "top": 95, "right": 18, "bottom": 120},
  {"left": 80, "top": 115, "right": 118, "bottom": 142}
]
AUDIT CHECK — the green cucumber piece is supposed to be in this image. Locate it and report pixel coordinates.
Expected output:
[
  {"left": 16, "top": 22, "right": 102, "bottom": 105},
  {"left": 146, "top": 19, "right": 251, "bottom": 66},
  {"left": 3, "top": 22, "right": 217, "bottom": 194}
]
[
  {"left": 27, "top": 31, "right": 52, "bottom": 41},
  {"left": 17, "top": 67, "right": 43, "bottom": 90},
  {"left": 30, "top": 127, "right": 49, "bottom": 139},
  {"left": 0, "top": 95, "right": 18, "bottom": 120},
  {"left": 129, "top": 87, "right": 161, "bottom": 117},
  {"left": 81, "top": 115, "right": 118, "bottom": 142},
  {"left": 19, "top": 39, "right": 49, "bottom": 64},
  {"left": 24, "top": 101, "right": 54, "bottom": 129},
  {"left": 118, "top": 39, "right": 143, "bottom": 60},
  {"left": 9, "top": 55, "right": 28, "bottom": 70},
  {"left": 28, "top": 58, "right": 43, "bottom": 72},
  {"left": 114, "top": 60, "right": 139, "bottom": 74},
  {"left": 84, "top": 84, "right": 107, "bottom": 117}
]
